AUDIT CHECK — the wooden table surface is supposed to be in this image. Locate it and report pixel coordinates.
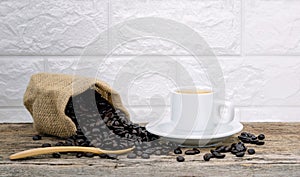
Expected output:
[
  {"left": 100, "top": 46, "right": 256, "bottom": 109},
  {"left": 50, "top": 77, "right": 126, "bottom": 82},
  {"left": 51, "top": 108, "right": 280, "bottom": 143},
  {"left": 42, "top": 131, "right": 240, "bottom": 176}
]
[{"left": 0, "top": 123, "right": 299, "bottom": 177}]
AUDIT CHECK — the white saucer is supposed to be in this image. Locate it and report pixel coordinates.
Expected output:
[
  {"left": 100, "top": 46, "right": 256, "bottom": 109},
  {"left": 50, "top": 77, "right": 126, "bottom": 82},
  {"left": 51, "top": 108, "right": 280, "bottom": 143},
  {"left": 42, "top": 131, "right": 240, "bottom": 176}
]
[{"left": 146, "top": 120, "right": 243, "bottom": 147}]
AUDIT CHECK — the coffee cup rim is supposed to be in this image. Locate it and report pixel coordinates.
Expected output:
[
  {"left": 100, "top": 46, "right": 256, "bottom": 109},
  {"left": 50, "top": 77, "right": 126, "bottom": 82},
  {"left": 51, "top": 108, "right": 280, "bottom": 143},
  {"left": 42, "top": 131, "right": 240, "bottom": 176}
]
[{"left": 171, "top": 86, "right": 213, "bottom": 95}]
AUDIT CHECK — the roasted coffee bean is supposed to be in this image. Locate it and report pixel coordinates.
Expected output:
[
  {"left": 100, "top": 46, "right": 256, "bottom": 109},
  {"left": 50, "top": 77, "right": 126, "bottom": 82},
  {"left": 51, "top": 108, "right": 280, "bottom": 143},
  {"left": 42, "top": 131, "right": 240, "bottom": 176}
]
[
  {"left": 107, "top": 154, "right": 118, "bottom": 159},
  {"left": 251, "top": 136, "right": 257, "bottom": 140},
  {"left": 76, "top": 139, "right": 85, "bottom": 145},
  {"left": 127, "top": 153, "right": 137, "bottom": 159},
  {"left": 135, "top": 146, "right": 142, "bottom": 151},
  {"left": 55, "top": 142, "right": 64, "bottom": 146},
  {"left": 258, "top": 134, "right": 265, "bottom": 140},
  {"left": 131, "top": 129, "right": 138, "bottom": 135},
  {"left": 64, "top": 141, "right": 73, "bottom": 146},
  {"left": 176, "top": 156, "right": 185, "bottom": 162},
  {"left": 76, "top": 153, "right": 83, "bottom": 158},
  {"left": 76, "top": 129, "right": 84, "bottom": 135},
  {"left": 238, "top": 135, "right": 252, "bottom": 143},
  {"left": 211, "top": 150, "right": 226, "bottom": 159},
  {"left": 256, "top": 141, "right": 265, "bottom": 145},
  {"left": 241, "top": 132, "right": 248, "bottom": 137},
  {"left": 241, "top": 138, "right": 251, "bottom": 143},
  {"left": 203, "top": 153, "right": 213, "bottom": 161},
  {"left": 155, "top": 150, "right": 162, "bottom": 155},
  {"left": 222, "top": 146, "right": 230, "bottom": 152},
  {"left": 84, "top": 152, "right": 95, "bottom": 158},
  {"left": 231, "top": 149, "right": 239, "bottom": 154},
  {"left": 239, "top": 134, "right": 247, "bottom": 139},
  {"left": 41, "top": 143, "right": 51, "bottom": 147},
  {"left": 248, "top": 133, "right": 256, "bottom": 139},
  {"left": 52, "top": 153, "right": 61, "bottom": 158},
  {"left": 231, "top": 143, "right": 237, "bottom": 148},
  {"left": 144, "top": 148, "right": 155, "bottom": 154},
  {"left": 215, "top": 146, "right": 226, "bottom": 153},
  {"left": 160, "top": 149, "right": 169, "bottom": 155},
  {"left": 235, "top": 142, "right": 246, "bottom": 152},
  {"left": 174, "top": 148, "right": 182, "bottom": 154},
  {"left": 141, "top": 153, "right": 150, "bottom": 159},
  {"left": 135, "top": 150, "right": 143, "bottom": 156},
  {"left": 99, "top": 154, "right": 109, "bottom": 159},
  {"left": 247, "top": 148, "right": 255, "bottom": 155},
  {"left": 250, "top": 139, "right": 259, "bottom": 144},
  {"left": 235, "top": 151, "right": 245, "bottom": 157},
  {"left": 82, "top": 141, "right": 91, "bottom": 147},
  {"left": 193, "top": 148, "right": 200, "bottom": 154},
  {"left": 67, "top": 137, "right": 75, "bottom": 142},
  {"left": 32, "top": 135, "right": 42, "bottom": 141},
  {"left": 185, "top": 150, "right": 196, "bottom": 155}
]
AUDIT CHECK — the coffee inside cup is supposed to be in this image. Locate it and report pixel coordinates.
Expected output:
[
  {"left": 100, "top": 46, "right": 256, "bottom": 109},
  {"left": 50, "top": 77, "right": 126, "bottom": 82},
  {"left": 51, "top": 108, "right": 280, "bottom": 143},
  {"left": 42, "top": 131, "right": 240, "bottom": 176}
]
[{"left": 175, "top": 89, "right": 212, "bottom": 94}]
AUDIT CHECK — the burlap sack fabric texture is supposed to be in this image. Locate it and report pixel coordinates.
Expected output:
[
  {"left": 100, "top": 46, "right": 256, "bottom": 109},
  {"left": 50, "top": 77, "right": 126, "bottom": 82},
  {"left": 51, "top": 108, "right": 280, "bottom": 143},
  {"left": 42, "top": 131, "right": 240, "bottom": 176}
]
[{"left": 23, "top": 73, "right": 129, "bottom": 138}]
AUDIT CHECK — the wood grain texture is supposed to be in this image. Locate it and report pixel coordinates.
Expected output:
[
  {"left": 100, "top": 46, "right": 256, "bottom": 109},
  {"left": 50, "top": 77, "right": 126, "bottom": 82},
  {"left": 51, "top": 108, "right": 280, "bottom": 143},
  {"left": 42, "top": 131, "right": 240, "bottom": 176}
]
[{"left": 0, "top": 123, "right": 299, "bottom": 177}]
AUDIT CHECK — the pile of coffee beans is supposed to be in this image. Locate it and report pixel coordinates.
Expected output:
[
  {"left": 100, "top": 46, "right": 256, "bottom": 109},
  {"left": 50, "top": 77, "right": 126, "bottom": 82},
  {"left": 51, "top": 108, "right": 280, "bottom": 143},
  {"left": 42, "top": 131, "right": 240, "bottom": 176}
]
[
  {"left": 172, "top": 132, "right": 265, "bottom": 162},
  {"left": 33, "top": 88, "right": 178, "bottom": 159},
  {"left": 201, "top": 132, "right": 264, "bottom": 161},
  {"left": 238, "top": 132, "right": 265, "bottom": 145}
]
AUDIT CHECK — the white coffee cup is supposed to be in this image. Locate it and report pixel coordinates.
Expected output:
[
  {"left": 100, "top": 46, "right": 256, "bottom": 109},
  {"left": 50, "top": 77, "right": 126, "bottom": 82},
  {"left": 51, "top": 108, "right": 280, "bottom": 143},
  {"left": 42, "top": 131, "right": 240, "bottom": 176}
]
[{"left": 171, "top": 87, "right": 234, "bottom": 133}]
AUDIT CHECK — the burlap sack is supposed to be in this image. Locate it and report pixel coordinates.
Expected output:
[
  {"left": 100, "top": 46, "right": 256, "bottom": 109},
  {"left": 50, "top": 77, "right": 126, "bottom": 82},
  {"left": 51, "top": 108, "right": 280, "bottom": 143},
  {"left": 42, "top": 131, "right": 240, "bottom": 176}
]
[{"left": 24, "top": 73, "right": 130, "bottom": 138}]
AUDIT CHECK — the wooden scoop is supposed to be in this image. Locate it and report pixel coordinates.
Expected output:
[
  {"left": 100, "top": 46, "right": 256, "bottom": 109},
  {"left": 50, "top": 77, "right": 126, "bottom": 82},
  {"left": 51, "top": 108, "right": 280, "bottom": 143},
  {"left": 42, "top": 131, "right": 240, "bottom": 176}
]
[{"left": 10, "top": 146, "right": 134, "bottom": 160}]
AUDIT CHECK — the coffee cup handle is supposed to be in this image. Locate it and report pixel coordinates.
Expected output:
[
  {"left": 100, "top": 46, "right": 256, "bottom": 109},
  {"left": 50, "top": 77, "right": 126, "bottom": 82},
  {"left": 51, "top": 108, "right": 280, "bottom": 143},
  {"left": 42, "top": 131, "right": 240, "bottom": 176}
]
[{"left": 215, "top": 101, "right": 235, "bottom": 124}]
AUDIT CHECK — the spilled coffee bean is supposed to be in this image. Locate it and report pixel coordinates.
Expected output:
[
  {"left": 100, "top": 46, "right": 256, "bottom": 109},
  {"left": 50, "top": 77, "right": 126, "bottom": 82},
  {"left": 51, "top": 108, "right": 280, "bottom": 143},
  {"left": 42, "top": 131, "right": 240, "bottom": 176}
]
[
  {"left": 224, "top": 146, "right": 232, "bottom": 152},
  {"left": 231, "top": 149, "right": 239, "bottom": 154},
  {"left": 176, "top": 156, "right": 185, "bottom": 162},
  {"left": 247, "top": 148, "right": 255, "bottom": 155},
  {"left": 211, "top": 150, "right": 226, "bottom": 159},
  {"left": 215, "top": 146, "right": 226, "bottom": 153},
  {"left": 193, "top": 148, "right": 200, "bottom": 154},
  {"left": 32, "top": 135, "right": 42, "bottom": 141},
  {"left": 107, "top": 154, "right": 118, "bottom": 160},
  {"left": 256, "top": 141, "right": 265, "bottom": 145},
  {"left": 203, "top": 153, "right": 213, "bottom": 161},
  {"left": 235, "top": 142, "right": 247, "bottom": 152},
  {"left": 235, "top": 151, "right": 245, "bottom": 157},
  {"left": 185, "top": 150, "right": 197, "bottom": 155},
  {"left": 41, "top": 143, "right": 51, "bottom": 148},
  {"left": 76, "top": 153, "right": 83, "bottom": 158},
  {"left": 230, "top": 142, "right": 247, "bottom": 156},
  {"left": 55, "top": 142, "right": 64, "bottom": 146},
  {"left": 99, "top": 154, "right": 109, "bottom": 159},
  {"left": 250, "top": 139, "right": 259, "bottom": 144},
  {"left": 84, "top": 152, "right": 95, "bottom": 158},
  {"left": 141, "top": 154, "right": 150, "bottom": 159},
  {"left": 154, "top": 150, "right": 162, "bottom": 155},
  {"left": 174, "top": 148, "right": 182, "bottom": 154},
  {"left": 258, "top": 134, "right": 265, "bottom": 140},
  {"left": 136, "top": 151, "right": 143, "bottom": 156},
  {"left": 52, "top": 153, "right": 61, "bottom": 158},
  {"left": 127, "top": 153, "right": 137, "bottom": 159}
]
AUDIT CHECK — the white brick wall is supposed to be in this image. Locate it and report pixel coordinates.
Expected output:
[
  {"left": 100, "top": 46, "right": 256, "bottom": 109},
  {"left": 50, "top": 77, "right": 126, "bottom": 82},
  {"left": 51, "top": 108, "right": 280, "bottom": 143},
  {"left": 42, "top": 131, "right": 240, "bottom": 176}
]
[{"left": 0, "top": 0, "right": 299, "bottom": 123}]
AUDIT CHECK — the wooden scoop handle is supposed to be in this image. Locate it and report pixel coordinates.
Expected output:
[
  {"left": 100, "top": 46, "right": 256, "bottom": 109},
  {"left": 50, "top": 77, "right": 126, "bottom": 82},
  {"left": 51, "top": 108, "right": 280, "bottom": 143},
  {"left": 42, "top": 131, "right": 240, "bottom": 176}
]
[{"left": 9, "top": 146, "right": 134, "bottom": 160}]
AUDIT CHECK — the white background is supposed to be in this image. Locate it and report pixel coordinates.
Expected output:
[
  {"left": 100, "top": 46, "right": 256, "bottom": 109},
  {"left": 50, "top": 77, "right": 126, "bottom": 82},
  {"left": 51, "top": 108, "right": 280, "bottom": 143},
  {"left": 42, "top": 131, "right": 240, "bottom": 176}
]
[{"left": 0, "top": 0, "right": 300, "bottom": 123}]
